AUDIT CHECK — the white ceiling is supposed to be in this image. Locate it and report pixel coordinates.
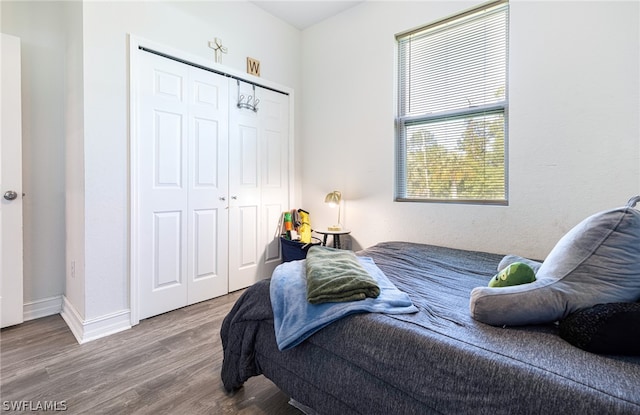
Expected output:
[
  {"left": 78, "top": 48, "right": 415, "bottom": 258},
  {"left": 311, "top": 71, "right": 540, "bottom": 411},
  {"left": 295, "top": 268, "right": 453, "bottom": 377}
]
[{"left": 251, "top": 1, "right": 364, "bottom": 30}]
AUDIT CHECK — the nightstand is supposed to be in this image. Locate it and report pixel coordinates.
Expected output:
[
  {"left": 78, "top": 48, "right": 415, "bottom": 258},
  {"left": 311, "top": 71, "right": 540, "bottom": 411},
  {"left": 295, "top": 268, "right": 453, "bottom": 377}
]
[{"left": 314, "top": 229, "right": 351, "bottom": 249}]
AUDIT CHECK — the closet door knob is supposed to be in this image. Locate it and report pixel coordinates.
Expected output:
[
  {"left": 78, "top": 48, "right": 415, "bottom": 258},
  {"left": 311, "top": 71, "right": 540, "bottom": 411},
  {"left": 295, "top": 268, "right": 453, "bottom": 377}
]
[
  {"left": 231, "top": 196, "right": 238, "bottom": 200},
  {"left": 219, "top": 196, "right": 226, "bottom": 201}
]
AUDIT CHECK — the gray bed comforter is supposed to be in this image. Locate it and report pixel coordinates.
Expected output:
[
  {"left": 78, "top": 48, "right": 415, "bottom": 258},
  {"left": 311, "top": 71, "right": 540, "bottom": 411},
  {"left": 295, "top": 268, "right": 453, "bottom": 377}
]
[{"left": 220, "top": 242, "right": 640, "bottom": 415}]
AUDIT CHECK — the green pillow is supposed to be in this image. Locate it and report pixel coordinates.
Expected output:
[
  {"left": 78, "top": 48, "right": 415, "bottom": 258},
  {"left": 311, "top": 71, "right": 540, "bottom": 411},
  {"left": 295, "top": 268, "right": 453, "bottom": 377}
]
[{"left": 488, "top": 262, "right": 536, "bottom": 287}]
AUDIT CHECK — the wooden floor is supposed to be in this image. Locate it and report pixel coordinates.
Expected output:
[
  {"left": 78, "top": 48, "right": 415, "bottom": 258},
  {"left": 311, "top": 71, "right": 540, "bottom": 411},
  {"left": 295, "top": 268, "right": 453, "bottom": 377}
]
[{"left": 0, "top": 291, "right": 303, "bottom": 414}]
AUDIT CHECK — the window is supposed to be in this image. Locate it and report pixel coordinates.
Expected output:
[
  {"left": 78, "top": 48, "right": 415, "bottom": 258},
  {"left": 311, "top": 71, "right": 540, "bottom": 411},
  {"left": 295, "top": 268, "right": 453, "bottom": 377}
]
[{"left": 395, "top": 0, "right": 509, "bottom": 204}]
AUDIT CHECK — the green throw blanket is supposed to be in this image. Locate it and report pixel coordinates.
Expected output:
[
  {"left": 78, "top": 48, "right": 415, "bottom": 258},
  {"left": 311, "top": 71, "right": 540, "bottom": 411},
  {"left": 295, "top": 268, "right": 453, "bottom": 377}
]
[{"left": 305, "top": 246, "right": 380, "bottom": 304}]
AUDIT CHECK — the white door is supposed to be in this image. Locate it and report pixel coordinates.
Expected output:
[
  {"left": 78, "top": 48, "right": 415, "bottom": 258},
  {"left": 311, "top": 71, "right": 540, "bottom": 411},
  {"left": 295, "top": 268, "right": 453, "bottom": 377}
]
[
  {"left": 1, "top": 33, "right": 24, "bottom": 328},
  {"left": 186, "top": 66, "right": 229, "bottom": 305},
  {"left": 136, "top": 51, "right": 229, "bottom": 320},
  {"left": 228, "top": 82, "right": 289, "bottom": 291},
  {"left": 258, "top": 87, "right": 290, "bottom": 280}
]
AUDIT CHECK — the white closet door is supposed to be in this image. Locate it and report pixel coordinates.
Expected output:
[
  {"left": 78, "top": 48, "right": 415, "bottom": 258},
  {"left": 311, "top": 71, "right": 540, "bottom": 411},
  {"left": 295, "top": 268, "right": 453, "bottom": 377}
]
[
  {"left": 228, "top": 82, "right": 260, "bottom": 292},
  {"left": 228, "top": 83, "right": 289, "bottom": 291},
  {"left": 186, "top": 66, "right": 229, "bottom": 304},
  {"left": 258, "top": 87, "right": 290, "bottom": 281},
  {"left": 137, "top": 51, "right": 228, "bottom": 320}
]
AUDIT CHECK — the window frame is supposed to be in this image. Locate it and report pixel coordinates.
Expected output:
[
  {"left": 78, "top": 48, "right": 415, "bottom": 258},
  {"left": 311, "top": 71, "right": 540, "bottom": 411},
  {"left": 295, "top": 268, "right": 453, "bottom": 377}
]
[{"left": 395, "top": 0, "right": 509, "bottom": 205}]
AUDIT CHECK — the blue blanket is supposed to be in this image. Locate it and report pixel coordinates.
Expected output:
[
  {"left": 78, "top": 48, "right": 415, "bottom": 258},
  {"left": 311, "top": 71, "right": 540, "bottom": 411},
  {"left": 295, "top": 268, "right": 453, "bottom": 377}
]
[{"left": 270, "top": 256, "right": 418, "bottom": 350}]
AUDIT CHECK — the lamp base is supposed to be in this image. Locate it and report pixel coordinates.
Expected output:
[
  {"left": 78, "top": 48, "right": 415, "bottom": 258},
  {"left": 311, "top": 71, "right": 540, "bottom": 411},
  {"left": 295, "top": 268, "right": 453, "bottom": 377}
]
[{"left": 327, "top": 225, "right": 342, "bottom": 231}]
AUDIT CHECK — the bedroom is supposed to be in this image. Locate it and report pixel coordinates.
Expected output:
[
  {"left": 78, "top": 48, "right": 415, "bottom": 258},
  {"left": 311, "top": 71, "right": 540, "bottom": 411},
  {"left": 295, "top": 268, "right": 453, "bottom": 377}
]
[{"left": 1, "top": 0, "right": 639, "bottom": 413}]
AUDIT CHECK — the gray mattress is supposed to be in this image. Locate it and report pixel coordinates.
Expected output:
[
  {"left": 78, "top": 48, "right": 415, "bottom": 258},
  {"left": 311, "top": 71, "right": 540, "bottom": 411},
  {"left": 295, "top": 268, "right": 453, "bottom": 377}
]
[{"left": 220, "top": 241, "right": 640, "bottom": 414}]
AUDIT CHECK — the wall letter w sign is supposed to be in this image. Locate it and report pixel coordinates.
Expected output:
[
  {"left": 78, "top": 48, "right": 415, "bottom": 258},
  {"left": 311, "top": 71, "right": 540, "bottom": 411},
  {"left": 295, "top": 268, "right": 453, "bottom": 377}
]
[{"left": 247, "top": 57, "right": 261, "bottom": 76}]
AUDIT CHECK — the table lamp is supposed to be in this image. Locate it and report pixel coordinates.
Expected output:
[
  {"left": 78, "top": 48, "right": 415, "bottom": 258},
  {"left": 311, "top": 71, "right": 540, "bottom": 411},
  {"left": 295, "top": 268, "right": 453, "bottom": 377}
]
[{"left": 324, "top": 191, "right": 342, "bottom": 231}]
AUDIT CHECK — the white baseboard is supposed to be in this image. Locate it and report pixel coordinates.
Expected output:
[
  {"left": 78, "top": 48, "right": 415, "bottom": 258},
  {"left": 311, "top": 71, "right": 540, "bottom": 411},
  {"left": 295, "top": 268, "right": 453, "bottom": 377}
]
[
  {"left": 23, "top": 295, "right": 63, "bottom": 321},
  {"left": 60, "top": 296, "right": 131, "bottom": 344}
]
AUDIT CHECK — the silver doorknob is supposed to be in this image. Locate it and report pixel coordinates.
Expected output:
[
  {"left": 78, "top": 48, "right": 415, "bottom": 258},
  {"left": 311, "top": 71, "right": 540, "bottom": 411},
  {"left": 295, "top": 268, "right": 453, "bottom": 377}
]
[
  {"left": 219, "top": 196, "right": 226, "bottom": 201},
  {"left": 4, "top": 190, "right": 18, "bottom": 201}
]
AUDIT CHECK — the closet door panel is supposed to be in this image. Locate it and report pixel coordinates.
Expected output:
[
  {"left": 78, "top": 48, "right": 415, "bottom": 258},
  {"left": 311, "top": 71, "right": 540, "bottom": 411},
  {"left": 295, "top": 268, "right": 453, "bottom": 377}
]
[
  {"left": 264, "top": 130, "right": 284, "bottom": 187},
  {"left": 193, "top": 118, "right": 219, "bottom": 186},
  {"left": 227, "top": 202, "right": 259, "bottom": 292},
  {"left": 154, "top": 111, "right": 183, "bottom": 187},
  {"left": 264, "top": 203, "right": 284, "bottom": 262},
  {"left": 138, "top": 52, "right": 189, "bottom": 319},
  {"left": 258, "top": 89, "right": 290, "bottom": 278},
  {"left": 229, "top": 82, "right": 261, "bottom": 291},
  {"left": 192, "top": 209, "right": 217, "bottom": 281},
  {"left": 239, "top": 125, "right": 258, "bottom": 187},
  {"left": 153, "top": 211, "right": 183, "bottom": 288},
  {"left": 228, "top": 84, "right": 289, "bottom": 291},
  {"left": 186, "top": 66, "right": 229, "bottom": 304},
  {"left": 238, "top": 205, "right": 258, "bottom": 267}
]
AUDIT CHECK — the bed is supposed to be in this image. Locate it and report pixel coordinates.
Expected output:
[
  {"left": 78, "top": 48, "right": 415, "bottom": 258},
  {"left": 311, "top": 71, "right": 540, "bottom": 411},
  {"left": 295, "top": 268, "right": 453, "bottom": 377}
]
[{"left": 221, "top": 239, "right": 640, "bottom": 415}]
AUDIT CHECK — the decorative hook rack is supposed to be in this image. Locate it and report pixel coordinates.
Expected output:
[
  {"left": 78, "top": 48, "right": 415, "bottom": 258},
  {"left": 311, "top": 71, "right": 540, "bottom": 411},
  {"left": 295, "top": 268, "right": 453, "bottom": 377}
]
[{"left": 237, "top": 80, "right": 259, "bottom": 112}]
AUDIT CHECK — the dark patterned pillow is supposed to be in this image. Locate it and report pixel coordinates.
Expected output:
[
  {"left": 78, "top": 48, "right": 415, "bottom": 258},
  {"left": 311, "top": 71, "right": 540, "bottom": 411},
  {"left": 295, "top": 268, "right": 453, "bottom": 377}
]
[{"left": 559, "top": 302, "right": 640, "bottom": 355}]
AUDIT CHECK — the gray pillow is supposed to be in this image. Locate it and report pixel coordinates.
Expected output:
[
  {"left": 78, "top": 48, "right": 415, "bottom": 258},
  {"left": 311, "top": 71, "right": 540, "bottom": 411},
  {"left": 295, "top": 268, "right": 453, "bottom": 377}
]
[{"left": 470, "top": 203, "right": 640, "bottom": 326}]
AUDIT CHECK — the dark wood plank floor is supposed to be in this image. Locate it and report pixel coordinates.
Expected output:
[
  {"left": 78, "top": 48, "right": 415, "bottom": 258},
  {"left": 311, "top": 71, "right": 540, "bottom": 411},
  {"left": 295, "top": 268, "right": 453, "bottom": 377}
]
[{"left": 0, "top": 291, "right": 302, "bottom": 414}]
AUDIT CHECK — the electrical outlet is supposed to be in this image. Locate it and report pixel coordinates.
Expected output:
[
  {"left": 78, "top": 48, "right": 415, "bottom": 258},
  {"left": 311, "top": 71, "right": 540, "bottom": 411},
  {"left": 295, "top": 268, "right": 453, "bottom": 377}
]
[{"left": 71, "top": 260, "right": 76, "bottom": 279}]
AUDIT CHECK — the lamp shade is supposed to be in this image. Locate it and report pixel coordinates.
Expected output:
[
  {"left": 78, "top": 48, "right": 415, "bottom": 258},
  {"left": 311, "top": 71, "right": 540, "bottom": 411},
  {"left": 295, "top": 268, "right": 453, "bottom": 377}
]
[
  {"left": 324, "top": 191, "right": 342, "bottom": 231},
  {"left": 324, "top": 191, "right": 341, "bottom": 207}
]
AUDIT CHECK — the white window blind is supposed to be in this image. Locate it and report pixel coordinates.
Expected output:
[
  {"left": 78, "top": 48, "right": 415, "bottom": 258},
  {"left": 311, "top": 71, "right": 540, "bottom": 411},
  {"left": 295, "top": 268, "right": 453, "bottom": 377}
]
[{"left": 396, "top": 0, "right": 509, "bottom": 204}]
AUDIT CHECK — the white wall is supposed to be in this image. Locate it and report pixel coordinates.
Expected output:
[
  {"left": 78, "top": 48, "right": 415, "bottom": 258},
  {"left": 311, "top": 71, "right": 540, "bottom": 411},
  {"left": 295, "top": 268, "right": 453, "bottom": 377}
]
[{"left": 301, "top": 0, "right": 640, "bottom": 260}]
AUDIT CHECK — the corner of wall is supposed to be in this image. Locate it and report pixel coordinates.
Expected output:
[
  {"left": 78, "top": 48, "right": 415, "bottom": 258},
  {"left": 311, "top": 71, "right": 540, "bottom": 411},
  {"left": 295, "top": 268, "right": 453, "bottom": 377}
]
[
  {"left": 60, "top": 296, "right": 131, "bottom": 344},
  {"left": 23, "top": 296, "right": 63, "bottom": 321}
]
